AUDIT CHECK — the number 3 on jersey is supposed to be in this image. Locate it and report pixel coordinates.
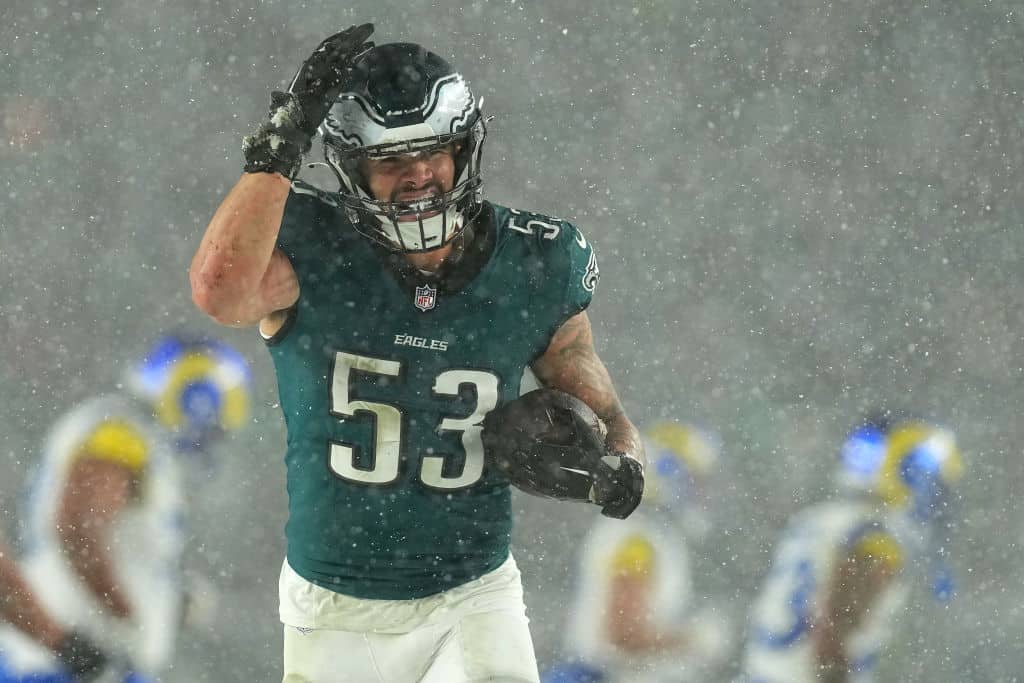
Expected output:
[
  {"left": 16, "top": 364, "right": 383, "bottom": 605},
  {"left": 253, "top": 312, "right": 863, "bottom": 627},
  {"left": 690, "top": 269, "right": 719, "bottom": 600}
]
[{"left": 328, "top": 351, "right": 499, "bottom": 490}]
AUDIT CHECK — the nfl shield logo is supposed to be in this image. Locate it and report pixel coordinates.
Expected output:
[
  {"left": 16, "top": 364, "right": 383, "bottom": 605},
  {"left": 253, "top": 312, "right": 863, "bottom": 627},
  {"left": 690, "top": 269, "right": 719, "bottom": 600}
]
[{"left": 414, "top": 284, "right": 437, "bottom": 312}]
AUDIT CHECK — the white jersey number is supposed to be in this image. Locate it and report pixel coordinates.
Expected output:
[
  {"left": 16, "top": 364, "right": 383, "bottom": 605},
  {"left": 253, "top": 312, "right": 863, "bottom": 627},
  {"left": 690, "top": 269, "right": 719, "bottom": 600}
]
[{"left": 329, "top": 352, "right": 498, "bottom": 490}]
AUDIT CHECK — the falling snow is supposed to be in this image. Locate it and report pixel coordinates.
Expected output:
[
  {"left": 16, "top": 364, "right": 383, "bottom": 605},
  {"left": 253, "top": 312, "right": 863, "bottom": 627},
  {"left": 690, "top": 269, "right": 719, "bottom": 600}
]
[{"left": 2, "top": 1, "right": 1023, "bottom": 681}]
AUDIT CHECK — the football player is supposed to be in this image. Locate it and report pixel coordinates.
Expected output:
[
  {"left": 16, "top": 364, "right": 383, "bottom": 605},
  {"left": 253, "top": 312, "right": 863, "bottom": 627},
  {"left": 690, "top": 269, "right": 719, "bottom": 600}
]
[
  {"left": 740, "top": 414, "right": 964, "bottom": 683},
  {"left": 0, "top": 334, "right": 252, "bottom": 682},
  {"left": 0, "top": 538, "right": 109, "bottom": 681},
  {"left": 190, "top": 23, "right": 645, "bottom": 683},
  {"left": 543, "top": 422, "right": 732, "bottom": 683}
]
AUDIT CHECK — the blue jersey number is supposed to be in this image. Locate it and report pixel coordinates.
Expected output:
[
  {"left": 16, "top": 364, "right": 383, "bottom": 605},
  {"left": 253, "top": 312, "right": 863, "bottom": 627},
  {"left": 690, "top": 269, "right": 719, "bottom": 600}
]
[{"left": 753, "top": 558, "right": 815, "bottom": 648}]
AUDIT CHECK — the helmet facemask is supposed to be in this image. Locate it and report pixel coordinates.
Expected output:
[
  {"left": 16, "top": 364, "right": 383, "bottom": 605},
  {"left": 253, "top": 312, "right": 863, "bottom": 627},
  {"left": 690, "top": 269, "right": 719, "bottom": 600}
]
[{"left": 319, "top": 43, "right": 487, "bottom": 253}]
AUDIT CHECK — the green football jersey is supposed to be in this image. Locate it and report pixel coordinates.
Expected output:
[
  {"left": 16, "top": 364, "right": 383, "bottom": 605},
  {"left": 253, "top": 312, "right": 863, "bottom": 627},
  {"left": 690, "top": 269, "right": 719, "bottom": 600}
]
[{"left": 265, "top": 181, "right": 599, "bottom": 599}]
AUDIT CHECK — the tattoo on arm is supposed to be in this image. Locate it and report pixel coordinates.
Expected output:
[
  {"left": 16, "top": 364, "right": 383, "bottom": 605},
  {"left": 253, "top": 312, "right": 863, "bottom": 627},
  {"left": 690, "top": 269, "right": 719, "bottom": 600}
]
[{"left": 533, "top": 313, "right": 646, "bottom": 466}]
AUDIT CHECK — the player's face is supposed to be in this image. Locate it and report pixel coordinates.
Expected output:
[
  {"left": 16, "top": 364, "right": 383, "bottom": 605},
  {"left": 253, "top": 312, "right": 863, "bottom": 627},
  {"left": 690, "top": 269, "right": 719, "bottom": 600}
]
[{"left": 364, "top": 145, "right": 456, "bottom": 221}]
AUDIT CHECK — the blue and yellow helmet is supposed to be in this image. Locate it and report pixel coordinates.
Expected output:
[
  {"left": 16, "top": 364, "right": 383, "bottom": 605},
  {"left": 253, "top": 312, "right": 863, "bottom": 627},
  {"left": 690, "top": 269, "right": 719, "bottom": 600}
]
[
  {"left": 129, "top": 334, "right": 252, "bottom": 451},
  {"left": 839, "top": 415, "right": 964, "bottom": 601},
  {"left": 839, "top": 417, "right": 964, "bottom": 523},
  {"left": 642, "top": 421, "right": 720, "bottom": 512}
]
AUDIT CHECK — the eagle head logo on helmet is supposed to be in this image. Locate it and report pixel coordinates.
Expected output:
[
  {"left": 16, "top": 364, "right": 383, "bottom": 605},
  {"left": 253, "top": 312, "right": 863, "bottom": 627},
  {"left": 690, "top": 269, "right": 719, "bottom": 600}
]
[{"left": 319, "top": 43, "right": 487, "bottom": 253}]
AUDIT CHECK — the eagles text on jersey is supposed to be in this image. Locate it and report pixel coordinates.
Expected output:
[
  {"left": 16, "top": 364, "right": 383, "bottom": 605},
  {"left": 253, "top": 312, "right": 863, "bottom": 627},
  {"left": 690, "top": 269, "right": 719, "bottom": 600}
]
[{"left": 265, "top": 181, "right": 598, "bottom": 599}]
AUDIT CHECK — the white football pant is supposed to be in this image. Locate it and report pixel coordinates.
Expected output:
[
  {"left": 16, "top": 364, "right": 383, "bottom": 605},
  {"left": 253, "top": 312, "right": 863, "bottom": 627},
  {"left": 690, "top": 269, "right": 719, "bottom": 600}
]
[{"left": 279, "top": 555, "right": 539, "bottom": 683}]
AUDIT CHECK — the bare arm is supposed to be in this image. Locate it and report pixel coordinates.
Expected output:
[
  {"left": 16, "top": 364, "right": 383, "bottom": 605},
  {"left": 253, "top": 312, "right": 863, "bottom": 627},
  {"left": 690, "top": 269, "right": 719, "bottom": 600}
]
[
  {"left": 189, "top": 172, "right": 299, "bottom": 329},
  {"left": 531, "top": 311, "right": 645, "bottom": 466},
  {"left": 56, "top": 458, "right": 136, "bottom": 620},
  {"left": 605, "top": 574, "right": 687, "bottom": 653},
  {"left": 0, "top": 544, "right": 64, "bottom": 649},
  {"left": 814, "top": 548, "right": 899, "bottom": 683}
]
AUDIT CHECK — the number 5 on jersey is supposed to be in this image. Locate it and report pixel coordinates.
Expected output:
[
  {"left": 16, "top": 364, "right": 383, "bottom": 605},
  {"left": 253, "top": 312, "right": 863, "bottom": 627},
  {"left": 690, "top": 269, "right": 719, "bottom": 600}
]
[{"left": 328, "top": 351, "right": 499, "bottom": 490}]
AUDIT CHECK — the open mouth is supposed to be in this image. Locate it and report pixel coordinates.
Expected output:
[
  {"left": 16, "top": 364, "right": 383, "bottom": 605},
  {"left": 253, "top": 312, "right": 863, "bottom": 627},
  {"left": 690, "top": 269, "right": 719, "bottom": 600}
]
[
  {"left": 393, "top": 189, "right": 443, "bottom": 221},
  {"left": 397, "top": 190, "right": 438, "bottom": 204},
  {"left": 396, "top": 209, "right": 442, "bottom": 222}
]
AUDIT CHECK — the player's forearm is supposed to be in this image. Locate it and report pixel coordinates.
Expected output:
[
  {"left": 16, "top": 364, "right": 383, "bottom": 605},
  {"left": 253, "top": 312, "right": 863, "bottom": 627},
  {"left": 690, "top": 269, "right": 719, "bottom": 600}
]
[
  {"left": 813, "top": 612, "right": 852, "bottom": 682},
  {"left": 603, "top": 411, "right": 644, "bottom": 464},
  {"left": 58, "top": 526, "right": 133, "bottom": 619},
  {"left": 815, "top": 551, "right": 889, "bottom": 675},
  {"left": 0, "top": 553, "right": 65, "bottom": 649},
  {"left": 533, "top": 315, "right": 645, "bottom": 465},
  {"left": 537, "top": 354, "right": 634, "bottom": 444},
  {"left": 606, "top": 619, "right": 687, "bottom": 654},
  {"left": 605, "top": 577, "right": 684, "bottom": 654},
  {"left": 190, "top": 172, "right": 294, "bottom": 326},
  {"left": 548, "top": 371, "right": 644, "bottom": 466}
]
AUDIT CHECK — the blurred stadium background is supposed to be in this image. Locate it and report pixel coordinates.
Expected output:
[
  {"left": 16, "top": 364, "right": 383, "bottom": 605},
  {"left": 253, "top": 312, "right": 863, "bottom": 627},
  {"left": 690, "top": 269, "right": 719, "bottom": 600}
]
[{"left": 2, "top": 0, "right": 1022, "bottom": 679}]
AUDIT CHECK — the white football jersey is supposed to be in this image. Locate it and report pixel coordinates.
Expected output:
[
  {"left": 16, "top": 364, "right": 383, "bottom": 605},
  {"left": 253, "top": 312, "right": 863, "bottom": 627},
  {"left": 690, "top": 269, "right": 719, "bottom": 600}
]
[
  {"left": 0, "top": 394, "right": 186, "bottom": 678},
  {"left": 564, "top": 509, "right": 728, "bottom": 683},
  {"left": 741, "top": 500, "right": 910, "bottom": 683}
]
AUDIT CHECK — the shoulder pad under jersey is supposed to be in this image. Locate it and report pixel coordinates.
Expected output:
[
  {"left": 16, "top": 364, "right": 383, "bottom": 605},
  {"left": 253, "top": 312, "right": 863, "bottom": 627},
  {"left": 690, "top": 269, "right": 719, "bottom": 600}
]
[{"left": 497, "top": 205, "right": 600, "bottom": 317}]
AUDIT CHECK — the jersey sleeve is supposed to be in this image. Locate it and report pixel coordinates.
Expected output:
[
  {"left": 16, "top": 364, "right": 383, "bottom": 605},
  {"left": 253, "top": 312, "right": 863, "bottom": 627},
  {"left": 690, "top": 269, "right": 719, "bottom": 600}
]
[
  {"left": 78, "top": 420, "right": 149, "bottom": 474},
  {"left": 560, "top": 221, "right": 599, "bottom": 319},
  {"left": 276, "top": 181, "right": 336, "bottom": 265},
  {"left": 486, "top": 205, "right": 599, "bottom": 337},
  {"left": 266, "top": 182, "right": 346, "bottom": 345}
]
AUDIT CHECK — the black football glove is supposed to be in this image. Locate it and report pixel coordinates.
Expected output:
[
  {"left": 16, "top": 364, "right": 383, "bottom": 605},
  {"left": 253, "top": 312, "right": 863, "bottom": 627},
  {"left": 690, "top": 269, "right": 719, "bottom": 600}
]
[
  {"left": 243, "top": 23, "right": 375, "bottom": 178},
  {"left": 589, "top": 451, "right": 645, "bottom": 519},
  {"left": 481, "top": 389, "right": 644, "bottom": 519},
  {"left": 55, "top": 630, "right": 108, "bottom": 682}
]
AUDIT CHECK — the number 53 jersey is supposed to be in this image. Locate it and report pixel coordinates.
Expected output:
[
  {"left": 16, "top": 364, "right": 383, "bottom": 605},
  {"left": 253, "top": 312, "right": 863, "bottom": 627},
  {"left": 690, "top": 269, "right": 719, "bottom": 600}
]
[{"left": 267, "top": 183, "right": 600, "bottom": 600}]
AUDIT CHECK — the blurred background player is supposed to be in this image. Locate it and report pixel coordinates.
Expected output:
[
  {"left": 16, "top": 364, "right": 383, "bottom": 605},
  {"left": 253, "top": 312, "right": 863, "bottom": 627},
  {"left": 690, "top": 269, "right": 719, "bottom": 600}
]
[
  {"left": 1, "top": 537, "right": 109, "bottom": 681},
  {"left": 543, "top": 422, "right": 732, "bottom": 683},
  {"left": 0, "top": 541, "right": 63, "bottom": 652},
  {"left": 740, "top": 414, "right": 964, "bottom": 683},
  {"left": 0, "top": 334, "right": 252, "bottom": 682}
]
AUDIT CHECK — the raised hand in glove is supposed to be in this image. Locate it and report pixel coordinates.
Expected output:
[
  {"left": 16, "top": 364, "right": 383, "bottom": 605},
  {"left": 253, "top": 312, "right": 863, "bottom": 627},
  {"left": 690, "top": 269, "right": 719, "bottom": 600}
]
[{"left": 243, "top": 23, "right": 375, "bottom": 178}]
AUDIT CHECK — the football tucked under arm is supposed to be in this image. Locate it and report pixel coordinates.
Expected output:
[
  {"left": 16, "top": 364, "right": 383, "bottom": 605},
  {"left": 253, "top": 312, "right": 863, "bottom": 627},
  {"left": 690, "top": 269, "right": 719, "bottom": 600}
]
[{"left": 481, "top": 388, "right": 644, "bottom": 519}]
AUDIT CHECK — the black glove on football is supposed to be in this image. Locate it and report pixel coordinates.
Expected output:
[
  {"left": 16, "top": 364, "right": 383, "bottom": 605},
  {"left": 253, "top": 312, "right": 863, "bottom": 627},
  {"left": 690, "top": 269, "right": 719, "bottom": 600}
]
[
  {"left": 590, "top": 451, "right": 645, "bottom": 519},
  {"left": 55, "top": 630, "right": 108, "bottom": 682},
  {"left": 243, "top": 23, "right": 375, "bottom": 178},
  {"left": 481, "top": 388, "right": 644, "bottom": 519}
]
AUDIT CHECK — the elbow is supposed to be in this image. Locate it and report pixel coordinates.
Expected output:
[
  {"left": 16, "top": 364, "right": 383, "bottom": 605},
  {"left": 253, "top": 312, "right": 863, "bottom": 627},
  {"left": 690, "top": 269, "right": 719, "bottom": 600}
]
[
  {"left": 190, "top": 267, "right": 238, "bottom": 326},
  {"left": 190, "top": 277, "right": 262, "bottom": 328},
  {"left": 190, "top": 274, "right": 220, "bottom": 318},
  {"left": 190, "top": 277, "right": 222, "bottom": 321}
]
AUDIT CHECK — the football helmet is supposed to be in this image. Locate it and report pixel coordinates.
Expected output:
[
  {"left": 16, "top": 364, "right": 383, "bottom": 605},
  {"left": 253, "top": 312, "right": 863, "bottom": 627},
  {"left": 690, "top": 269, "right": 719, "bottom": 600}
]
[
  {"left": 838, "top": 415, "right": 965, "bottom": 601},
  {"left": 642, "top": 421, "right": 720, "bottom": 533},
  {"left": 319, "top": 42, "right": 487, "bottom": 252},
  {"left": 128, "top": 334, "right": 252, "bottom": 452},
  {"left": 838, "top": 417, "right": 963, "bottom": 524}
]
